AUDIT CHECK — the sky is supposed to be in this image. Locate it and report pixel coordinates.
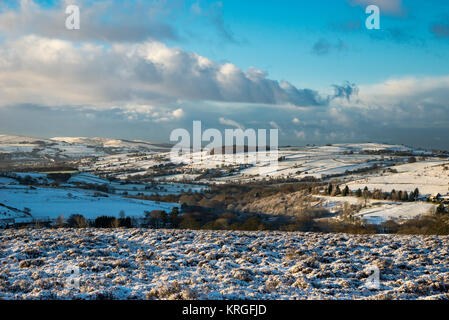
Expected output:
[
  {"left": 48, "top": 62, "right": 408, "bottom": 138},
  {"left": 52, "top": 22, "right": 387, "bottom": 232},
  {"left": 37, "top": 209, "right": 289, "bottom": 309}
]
[{"left": 0, "top": 0, "right": 449, "bottom": 149}]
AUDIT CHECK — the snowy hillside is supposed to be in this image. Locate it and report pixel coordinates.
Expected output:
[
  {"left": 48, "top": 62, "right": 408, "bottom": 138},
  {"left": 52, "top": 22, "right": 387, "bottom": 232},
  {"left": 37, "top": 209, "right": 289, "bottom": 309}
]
[
  {"left": 346, "top": 160, "right": 449, "bottom": 196},
  {"left": 1, "top": 136, "right": 448, "bottom": 227},
  {"left": 0, "top": 134, "right": 171, "bottom": 160},
  {"left": 51, "top": 137, "right": 171, "bottom": 152},
  {"left": 0, "top": 228, "right": 447, "bottom": 300}
]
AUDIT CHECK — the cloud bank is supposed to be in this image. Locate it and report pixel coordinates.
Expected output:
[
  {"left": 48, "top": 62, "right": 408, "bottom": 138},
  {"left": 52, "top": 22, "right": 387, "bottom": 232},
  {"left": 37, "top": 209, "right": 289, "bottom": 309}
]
[
  {"left": 0, "top": 35, "right": 329, "bottom": 109},
  {"left": 1, "top": 0, "right": 449, "bottom": 150}
]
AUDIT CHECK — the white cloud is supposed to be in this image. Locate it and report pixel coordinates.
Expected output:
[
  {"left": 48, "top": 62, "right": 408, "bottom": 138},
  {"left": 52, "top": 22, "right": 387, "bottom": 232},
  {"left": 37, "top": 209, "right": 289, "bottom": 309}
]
[
  {"left": 0, "top": 0, "right": 178, "bottom": 42},
  {"left": 219, "top": 117, "right": 243, "bottom": 129},
  {"left": 269, "top": 121, "right": 280, "bottom": 129},
  {"left": 358, "top": 75, "right": 449, "bottom": 103},
  {"left": 115, "top": 104, "right": 185, "bottom": 123},
  {"left": 172, "top": 108, "right": 184, "bottom": 118},
  {"left": 295, "top": 130, "right": 306, "bottom": 140},
  {"left": 0, "top": 35, "right": 325, "bottom": 110},
  {"left": 346, "top": 75, "right": 449, "bottom": 127}
]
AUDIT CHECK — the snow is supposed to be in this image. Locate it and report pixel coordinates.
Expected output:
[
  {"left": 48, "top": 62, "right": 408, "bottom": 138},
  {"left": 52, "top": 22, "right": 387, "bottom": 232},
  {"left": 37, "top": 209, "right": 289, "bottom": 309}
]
[
  {"left": 169, "top": 149, "right": 387, "bottom": 183},
  {"left": 68, "top": 172, "right": 207, "bottom": 196},
  {"left": 346, "top": 160, "right": 449, "bottom": 196},
  {"left": 0, "top": 134, "right": 172, "bottom": 160},
  {"left": 165, "top": 141, "right": 436, "bottom": 184},
  {"left": 2, "top": 134, "right": 440, "bottom": 187},
  {"left": 51, "top": 137, "right": 171, "bottom": 152},
  {"left": 1, "top": 136, "right": 449, "bottom": 300},
  {"left": 0, "top": 177, "right": 18, "bottom": 185},
  {"left": 68, "top": 173, "right": 109, "bottom": 185},
  {"left": 0, "top": 186, "right": 180, "bottom": 220},
  {"left": 154, "top": 174, "right": 201, "bottom": 182},
  {"left": 314, "top": 196, "right": 436, "bottom": 224},
  {"left": 0, "top": 229, "right": 447, "bottom": 300},
  {"left": 356, "top": 202, "right": 435, "bottom": 224},
  {"left": 0, "top": 144, "right": 37, "bottom": 153}
]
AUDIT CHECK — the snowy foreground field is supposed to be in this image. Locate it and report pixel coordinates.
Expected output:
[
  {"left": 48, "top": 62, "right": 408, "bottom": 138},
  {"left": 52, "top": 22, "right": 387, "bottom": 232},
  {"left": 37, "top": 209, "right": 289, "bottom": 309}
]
[{"left": 0, "top": 229, "right": 448, "bottom": 300}]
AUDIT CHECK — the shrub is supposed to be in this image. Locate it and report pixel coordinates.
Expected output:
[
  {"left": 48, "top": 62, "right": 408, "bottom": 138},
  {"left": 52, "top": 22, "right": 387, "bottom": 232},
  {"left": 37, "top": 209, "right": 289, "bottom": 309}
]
[
  {"left": 179, "top": 217, "right": 201, "bottom": 230},
  {"left": 67, "top": 214, "right": 88, "bottom": 228},
  {"left": 94, "top": 216, "right": 116, "bottom": 228},
  {"left": 407, "top": 156, "right": 417, "bottom": 163},
  {"left": 239, "top": 216, "right": 266, "bottom": 231},
  {"left": 397, "top": 214, "right": 449, "bottom": 235},
  {"left": 145, "top": 210, "right": 168, "bottom": 228}
]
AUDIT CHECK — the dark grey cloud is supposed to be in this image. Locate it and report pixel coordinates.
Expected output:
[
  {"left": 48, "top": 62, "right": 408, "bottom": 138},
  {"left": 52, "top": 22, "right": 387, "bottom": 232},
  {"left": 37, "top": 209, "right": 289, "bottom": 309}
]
[
  {"left": 4, "top": 75, "right": 449, "bottom": 152},
  {"left": 348, "top": 0, "right": 407, "bottom": 17},
  {"left": 311, "top": 38, "right": 348, "bottom": 56},
  {"left": 331, "top": 82, "right": 359, "bottom": 101},
  {"left": 204, "top": 1, "right": 238, "bottom": 44},
  {"left": 430, "top": 18, "right": 449, "bottom": 39},
  {"left": 330, "top": 20, "right": 423, "bottom": 47},
  {"left": 279, "top": 81, "right": 327, "bottom": 106},
  {"left": 33, "top": 101, "right": 449, "bottom": 151},
  {"left": 0, "top": 104, "right": 177, "bottom": 142}
]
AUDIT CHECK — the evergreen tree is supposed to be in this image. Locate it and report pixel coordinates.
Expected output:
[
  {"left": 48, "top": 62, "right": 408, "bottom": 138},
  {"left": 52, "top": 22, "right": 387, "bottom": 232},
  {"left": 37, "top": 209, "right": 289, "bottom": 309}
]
[
  {"left": 402, "top": 191, "right": 409, "bottom": 201},
  {"left": 391, "top": 189, "right": 396, "bottom": 201},
  {"left": 327, "top": 183, "right": 333, "bottom": 195},
  {"left": 413, "top": 188, "right": 420, "bottom": 200},
  {"left": 436, "top": 203, "right": 446, "bottom": 215},
  {"left": 335, "top": 185, "right": 341, "bottom": 195},
  {"left": 169, "top": 207, "right": 180, "bottom": 227}
]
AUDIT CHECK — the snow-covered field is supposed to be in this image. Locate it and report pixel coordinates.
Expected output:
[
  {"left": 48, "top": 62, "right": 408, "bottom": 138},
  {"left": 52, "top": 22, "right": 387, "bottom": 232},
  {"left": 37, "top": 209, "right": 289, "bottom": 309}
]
[
  {"left": 2, "top": 137, "right": 448, "bottom": 227},
  {"left": 355, "top": 202, "right": 435, "bottom": 224},
  {"left": 346, "top": 160, "right": 449, "bottom": 196},
  {"left": 67, "top": 172, "right": 207, "bottom": 196},
  {"left": 0, "top": 229, "right": 448, "bottom": 300},
  {"left": 0, "top": 185, "right": 180, "bottom": 221},
  {"left": 174, "top": 148, "right": 386, "bottom": 182},
  {"left": 75, "top": 142, "right": 432, "bottom": 184},
  {"left": 2, "top": 134, "right": 446, "bottom": 191},
  {"left": 315, "top": 196, "right": 436, "bottom": 224}
]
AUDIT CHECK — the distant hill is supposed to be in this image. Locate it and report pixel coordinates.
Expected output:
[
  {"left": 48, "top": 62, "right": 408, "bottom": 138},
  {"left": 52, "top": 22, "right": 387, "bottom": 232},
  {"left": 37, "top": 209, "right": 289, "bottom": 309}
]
[{"left": 0, "top": 134, "right": 172, "bottom": 161}]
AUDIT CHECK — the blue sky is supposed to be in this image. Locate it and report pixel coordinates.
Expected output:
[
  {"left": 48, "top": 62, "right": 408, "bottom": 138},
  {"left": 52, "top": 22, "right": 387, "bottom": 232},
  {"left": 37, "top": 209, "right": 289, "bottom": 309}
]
[
  {"left": 1, "top": 0, "right": 449, "bottom": 149},
  {"left": 173, "top": 0, "right": 449, "bottom": 89}
]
